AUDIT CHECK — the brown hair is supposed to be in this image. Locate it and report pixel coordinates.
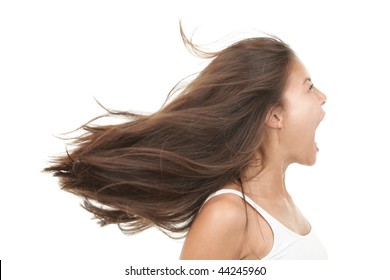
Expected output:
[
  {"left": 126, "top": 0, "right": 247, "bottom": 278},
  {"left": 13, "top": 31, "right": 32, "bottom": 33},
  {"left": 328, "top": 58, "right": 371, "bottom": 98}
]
[{"left": 44, "top": 26, "right": 295, "bottom": 237}]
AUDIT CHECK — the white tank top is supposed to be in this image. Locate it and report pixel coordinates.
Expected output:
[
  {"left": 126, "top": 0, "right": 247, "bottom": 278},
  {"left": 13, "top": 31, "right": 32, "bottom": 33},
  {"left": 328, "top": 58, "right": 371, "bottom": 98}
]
[{"left": 206, "top": 189, "right": 328, "bottom": 260}]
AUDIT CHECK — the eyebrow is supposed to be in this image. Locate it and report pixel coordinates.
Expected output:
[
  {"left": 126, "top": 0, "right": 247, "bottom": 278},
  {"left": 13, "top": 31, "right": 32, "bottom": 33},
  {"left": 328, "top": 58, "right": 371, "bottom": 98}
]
[{"left": 302, "top": 77, "right": 312, "bottom": 85}]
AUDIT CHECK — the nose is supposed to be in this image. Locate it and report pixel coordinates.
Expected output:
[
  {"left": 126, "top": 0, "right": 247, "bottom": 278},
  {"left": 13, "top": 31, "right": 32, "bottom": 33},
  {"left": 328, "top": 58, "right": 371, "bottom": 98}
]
[{"left": 317, "top": 89, "right": 327, "bottom": 105}]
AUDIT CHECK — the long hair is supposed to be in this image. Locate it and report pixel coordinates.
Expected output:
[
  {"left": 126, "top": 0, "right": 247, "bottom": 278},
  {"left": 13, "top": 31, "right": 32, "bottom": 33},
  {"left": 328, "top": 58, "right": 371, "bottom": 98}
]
[{"left": 44, "top": 26, "right": 295, "bottom": 237}]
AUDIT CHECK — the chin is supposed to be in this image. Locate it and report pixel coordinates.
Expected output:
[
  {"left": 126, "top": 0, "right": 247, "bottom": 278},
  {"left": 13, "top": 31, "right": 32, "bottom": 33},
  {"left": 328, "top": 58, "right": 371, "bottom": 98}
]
[
  {"left": 297, "top": 155, "right": 317, "bottom": 166},
  {"left": 306, "top": 160, "right": 317, "bottom": 166},
  {"left": 306, "top": 155, "right": 317, "bottom": 166}
]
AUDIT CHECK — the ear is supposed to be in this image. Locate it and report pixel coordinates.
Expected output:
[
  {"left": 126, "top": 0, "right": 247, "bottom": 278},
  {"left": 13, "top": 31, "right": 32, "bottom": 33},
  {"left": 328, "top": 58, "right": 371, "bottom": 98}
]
[{"left": 265, "top": 106, "right": 283, "bottom": 129}]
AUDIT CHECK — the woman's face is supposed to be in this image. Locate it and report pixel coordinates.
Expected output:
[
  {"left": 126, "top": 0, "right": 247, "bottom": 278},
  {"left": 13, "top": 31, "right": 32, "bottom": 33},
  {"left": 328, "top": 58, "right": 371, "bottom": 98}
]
[{"left": 280, "top": 58, "right": 327, "bottom": 166}]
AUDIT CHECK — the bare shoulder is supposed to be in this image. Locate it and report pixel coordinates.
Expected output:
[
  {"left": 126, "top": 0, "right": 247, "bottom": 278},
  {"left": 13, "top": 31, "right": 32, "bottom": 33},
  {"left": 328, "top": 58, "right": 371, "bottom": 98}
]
[{"left": 180, "top": 191, "right": 247, "bottom": 260}]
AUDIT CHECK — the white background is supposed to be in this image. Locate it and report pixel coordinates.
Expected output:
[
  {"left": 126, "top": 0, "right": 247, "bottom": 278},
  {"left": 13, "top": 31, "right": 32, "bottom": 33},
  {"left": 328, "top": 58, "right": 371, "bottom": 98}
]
[{"left": 1, "top": 0, "right": 389, "bottom": 279}]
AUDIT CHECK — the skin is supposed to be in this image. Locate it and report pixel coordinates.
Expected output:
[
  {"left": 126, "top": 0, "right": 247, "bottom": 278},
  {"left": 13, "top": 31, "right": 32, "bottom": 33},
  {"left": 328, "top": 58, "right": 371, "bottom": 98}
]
[{"left": 180, "top": 57, "right": 327, "bottom": 260}]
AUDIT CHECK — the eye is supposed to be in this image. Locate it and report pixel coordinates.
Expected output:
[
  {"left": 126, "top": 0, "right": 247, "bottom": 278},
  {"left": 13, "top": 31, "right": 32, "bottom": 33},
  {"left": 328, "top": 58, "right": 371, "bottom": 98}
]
[{"left": 309, "top": 83, "right": 314, "bottom": 91}]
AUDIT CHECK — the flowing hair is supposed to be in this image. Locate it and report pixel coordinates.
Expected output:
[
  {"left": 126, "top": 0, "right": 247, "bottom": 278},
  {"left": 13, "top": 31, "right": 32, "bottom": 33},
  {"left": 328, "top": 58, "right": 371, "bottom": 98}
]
[{"left": 44, "top": 25, "right": 295, "bottom": 238}]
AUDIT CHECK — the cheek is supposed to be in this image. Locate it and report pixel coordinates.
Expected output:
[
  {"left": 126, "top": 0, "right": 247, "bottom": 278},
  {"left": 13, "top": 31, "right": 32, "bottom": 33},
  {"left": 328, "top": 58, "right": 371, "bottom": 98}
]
[
  {"left": 285, "top": 104, "right": 311, "bottom": 126},
  {"left": 286, "top": 98, "right": 318, "bottom": 123},
  {"left": 283, "top": 103, "right": 318, "bottom": 136}
]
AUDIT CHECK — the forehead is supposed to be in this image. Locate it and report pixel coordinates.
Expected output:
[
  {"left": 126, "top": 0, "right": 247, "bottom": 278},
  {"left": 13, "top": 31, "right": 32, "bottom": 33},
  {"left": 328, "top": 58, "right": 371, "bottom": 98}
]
[
  {"left": 282, "top": 58, "right": 311, "bottom": 99},
  {"left": 287, "top": 58, "right": 311, "bottom": 86}
]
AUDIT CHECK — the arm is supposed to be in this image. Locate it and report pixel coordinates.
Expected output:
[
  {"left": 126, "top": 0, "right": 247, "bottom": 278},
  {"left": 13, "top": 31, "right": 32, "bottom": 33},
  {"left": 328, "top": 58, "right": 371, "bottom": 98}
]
[{"left": 180, "top": 194, "right": 247, "bottom": 260}]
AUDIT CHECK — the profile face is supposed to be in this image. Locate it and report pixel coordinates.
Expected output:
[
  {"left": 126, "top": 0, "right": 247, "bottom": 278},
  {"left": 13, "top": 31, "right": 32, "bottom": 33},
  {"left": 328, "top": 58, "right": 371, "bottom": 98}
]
[{"left": 280, "top": 58, "right": 327, "bottom": 166}]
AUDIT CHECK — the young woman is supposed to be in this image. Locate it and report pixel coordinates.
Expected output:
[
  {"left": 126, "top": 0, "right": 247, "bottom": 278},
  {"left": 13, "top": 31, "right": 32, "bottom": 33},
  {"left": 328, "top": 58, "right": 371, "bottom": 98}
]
[{"left": 45, "top": 26, "right": 327, "bottom": 260}]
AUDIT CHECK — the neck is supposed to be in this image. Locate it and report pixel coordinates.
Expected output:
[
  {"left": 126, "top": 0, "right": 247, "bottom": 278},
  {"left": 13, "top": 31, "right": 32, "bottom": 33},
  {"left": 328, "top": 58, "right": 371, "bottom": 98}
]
[{"left": 241, "top": 156, "right": 290, "bottom": 199}]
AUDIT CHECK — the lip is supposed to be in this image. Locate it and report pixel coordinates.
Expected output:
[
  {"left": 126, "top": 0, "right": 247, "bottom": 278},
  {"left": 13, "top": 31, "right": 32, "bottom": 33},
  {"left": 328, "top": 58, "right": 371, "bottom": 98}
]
[
  {"left": 316, "top": 111, "right": 326, "bottom": 130},
  {"left": 319, "top": 111, "right": 326, "bottom": 123}
]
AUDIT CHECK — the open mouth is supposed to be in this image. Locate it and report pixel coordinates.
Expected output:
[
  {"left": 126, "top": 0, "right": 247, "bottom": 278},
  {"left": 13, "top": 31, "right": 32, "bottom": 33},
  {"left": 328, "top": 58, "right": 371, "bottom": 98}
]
[{"left": 314, "top": 112, "right": 326, "bottom": 151}]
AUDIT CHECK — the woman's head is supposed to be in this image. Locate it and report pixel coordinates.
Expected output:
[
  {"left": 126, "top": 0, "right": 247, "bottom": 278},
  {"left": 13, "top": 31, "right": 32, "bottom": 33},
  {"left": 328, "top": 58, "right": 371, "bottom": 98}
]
[
  {"left": 44, "top": 30, "right": 305, "bottom": 236},
  {"left": 259, "top": 56, "right": 327, "bottom": 169},
  {"left": 163, "top": 33, "right": 297, "bottom": 170}
]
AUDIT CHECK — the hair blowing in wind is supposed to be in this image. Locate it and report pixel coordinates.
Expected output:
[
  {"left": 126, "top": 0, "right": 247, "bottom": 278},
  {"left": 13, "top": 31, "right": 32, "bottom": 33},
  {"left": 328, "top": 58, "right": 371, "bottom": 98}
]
[{"left": 44, "top": 25, "right": 295, "bottom": 237}]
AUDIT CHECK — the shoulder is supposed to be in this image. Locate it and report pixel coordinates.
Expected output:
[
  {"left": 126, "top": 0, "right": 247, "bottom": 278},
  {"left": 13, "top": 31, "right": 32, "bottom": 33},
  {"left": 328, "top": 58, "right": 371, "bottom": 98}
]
[
  {"left": 201, "top": 191, "right": 247, "bottom": 224},
  {"left": 180, "top": 190, "right": 248, "bottom": 260}
]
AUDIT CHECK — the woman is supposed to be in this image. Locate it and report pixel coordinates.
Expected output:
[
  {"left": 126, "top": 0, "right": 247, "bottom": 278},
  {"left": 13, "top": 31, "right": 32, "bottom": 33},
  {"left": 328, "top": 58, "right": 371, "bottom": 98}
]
[{"left": 45, "top": 25, "right": 327, "bottom": 260}]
